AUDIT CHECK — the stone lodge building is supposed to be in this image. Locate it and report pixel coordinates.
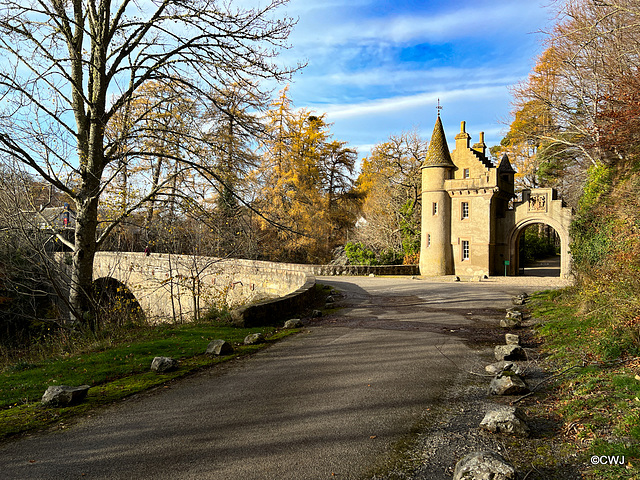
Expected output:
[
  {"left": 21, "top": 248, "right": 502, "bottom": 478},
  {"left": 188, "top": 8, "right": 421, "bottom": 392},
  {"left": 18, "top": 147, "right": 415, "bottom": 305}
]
[{"left": 419, "top": 115, "right": 573, "bottom": 278}]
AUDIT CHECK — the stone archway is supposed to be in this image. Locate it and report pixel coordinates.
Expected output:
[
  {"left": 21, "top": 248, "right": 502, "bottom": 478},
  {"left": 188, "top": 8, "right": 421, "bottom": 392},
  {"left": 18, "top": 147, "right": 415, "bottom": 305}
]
[
  {"left": 507, "top": 217, "right": 571, "bottom": 279},
  {"left": 504, "top": 188, "right": 573, "bottom": 279}
]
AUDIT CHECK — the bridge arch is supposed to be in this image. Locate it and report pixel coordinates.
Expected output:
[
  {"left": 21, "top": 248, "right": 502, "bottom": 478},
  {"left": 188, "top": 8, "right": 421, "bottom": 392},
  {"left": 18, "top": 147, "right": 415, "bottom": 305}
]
[{"left": 92, "top": 276, "right": 145, "bottom": 327}]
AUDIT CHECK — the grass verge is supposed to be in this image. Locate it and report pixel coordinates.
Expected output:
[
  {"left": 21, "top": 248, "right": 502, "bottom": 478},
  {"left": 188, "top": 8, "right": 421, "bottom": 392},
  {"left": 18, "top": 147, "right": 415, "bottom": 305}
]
[
  {"left": 0, "top": 321, "right": 298, "bottom": 442},
  {"left": 527, "top": 289, "right": 640, "bottom": 479}
]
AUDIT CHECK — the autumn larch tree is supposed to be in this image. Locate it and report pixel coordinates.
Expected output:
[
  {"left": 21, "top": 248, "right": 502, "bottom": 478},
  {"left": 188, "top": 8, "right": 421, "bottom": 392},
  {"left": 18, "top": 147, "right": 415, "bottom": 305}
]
[
  {"left": 255, "top": 89, "right": 358, "bottom": 263},
  {"left": 0, "top": 0, "right": 298, "bottom": 329},
  {"left": 203, "top": 85, "right": 264, "bottom": 257}
]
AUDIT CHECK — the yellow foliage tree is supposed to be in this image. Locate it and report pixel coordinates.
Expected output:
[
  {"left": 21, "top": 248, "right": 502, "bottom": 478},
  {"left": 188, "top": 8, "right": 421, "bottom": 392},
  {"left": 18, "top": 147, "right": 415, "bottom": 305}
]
[
  {"left": 102, "top": 81, "right": 201, "bottom": 251},
  {"left": 354, "top": 130, "right": 425, "bottom": 263},
  {"left": 254, "top": 88, "right": 357, "bottom": 263}
]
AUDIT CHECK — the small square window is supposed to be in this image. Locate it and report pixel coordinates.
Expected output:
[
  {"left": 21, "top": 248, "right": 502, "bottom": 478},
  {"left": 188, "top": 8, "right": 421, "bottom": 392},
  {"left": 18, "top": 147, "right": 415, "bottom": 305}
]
[
  {"left": 462, "top": 202, "right": 469, "bottom": 219},
  {"left": 432, "top": 202, "right": 438, "bottom": 215},
  {"left": 463, "top": 168, "right": 470, "bottom": 179},
  {"left": 462, "top": 240, "right": 470, "bottom": 260}
]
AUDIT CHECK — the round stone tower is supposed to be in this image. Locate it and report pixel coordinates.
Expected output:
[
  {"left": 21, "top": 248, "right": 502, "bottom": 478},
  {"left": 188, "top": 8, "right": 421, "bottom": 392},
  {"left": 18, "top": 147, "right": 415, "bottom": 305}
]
[{"left": 419, "top": 115, "right": 455, "bottom": 276}]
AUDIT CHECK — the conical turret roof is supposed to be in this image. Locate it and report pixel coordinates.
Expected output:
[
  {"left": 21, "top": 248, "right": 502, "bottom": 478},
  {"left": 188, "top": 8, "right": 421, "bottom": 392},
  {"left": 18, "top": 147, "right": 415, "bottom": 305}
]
[
  {"left": 498, "top": 153, "right": 516, "bottom": 173},
  {"left": 423, "top": 116, "right": 455, "bottom": 168}
]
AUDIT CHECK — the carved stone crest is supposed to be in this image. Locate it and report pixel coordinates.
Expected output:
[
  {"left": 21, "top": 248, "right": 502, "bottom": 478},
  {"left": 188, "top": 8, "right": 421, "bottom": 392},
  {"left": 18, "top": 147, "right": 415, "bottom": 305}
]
[{"left": 528, "top": 194, "right": 547, "bottom": 212}]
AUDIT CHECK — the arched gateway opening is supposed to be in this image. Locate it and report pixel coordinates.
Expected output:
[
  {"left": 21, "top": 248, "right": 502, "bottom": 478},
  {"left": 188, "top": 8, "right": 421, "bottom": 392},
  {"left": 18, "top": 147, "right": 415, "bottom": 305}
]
[
  {"left": 92, "top": 277, "right": 145, "bottom": 329},
  {"left": 513, "top": 222, "right": 561, "bottom": 277},
  {"left": 508, "top": 216, "right": 571, "bottom": 279}
]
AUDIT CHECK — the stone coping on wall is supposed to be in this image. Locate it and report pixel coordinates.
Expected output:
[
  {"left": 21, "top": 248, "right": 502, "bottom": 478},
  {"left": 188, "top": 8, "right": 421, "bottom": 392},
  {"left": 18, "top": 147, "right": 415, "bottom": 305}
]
[
  {"left": 308, "top": 264, "right": 419, "bottom": 276},
  {"left": 204, "top": 258, "right": 419, "bottom": 277},
  {"left": 230, "top": 272, "right": 316, "bottom": 327}
]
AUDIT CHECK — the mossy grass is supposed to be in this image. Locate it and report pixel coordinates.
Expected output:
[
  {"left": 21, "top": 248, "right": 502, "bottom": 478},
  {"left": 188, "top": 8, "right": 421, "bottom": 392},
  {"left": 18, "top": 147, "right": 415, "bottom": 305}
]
[
  {"left": 529, "top": 289, "right": 640, "bottom": 479},
  {"left": 0, "top": 320, "right": 298, "bottom": 441}
]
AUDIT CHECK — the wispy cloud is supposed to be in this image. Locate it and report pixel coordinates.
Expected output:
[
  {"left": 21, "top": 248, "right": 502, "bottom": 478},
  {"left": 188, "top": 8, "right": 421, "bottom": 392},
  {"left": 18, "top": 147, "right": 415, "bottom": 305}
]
[
  {"left": 290, "top": 3, "right": 547, "bottom": 48},
  {"left": 321, "top": 85, "right": 506, "bottom": 119},
  {"left": 311, "top": 66, "right": 524, "bottom": 92}
]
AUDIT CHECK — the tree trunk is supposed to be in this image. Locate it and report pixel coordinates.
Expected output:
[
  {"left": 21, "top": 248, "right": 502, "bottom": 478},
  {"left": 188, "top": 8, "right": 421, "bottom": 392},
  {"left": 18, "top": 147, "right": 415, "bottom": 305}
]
[{"left": 69, "top": 193, "right": 100, "bottom": 329}]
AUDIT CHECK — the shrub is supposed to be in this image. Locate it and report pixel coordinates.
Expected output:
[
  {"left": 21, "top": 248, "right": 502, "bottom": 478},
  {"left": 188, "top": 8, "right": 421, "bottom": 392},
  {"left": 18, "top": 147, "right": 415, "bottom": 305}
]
[
  {"left": 0, "top": 231, "right": 59, "bottom": 348},
  {"left": 344, "top": 242, "right": 378, "bottom": 265},
  {"left": 344, "top": 242, "right": 404, "bottom": 265},
  {"left": 377, "top": 248, "right": 403, "bottom": 265}
]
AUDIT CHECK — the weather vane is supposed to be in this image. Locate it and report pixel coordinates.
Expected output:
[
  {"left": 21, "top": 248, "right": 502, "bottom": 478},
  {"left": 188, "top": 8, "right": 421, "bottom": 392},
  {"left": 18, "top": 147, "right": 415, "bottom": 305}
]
[{"left": 436, "top": 98, "right": 443, "bottom": 116}]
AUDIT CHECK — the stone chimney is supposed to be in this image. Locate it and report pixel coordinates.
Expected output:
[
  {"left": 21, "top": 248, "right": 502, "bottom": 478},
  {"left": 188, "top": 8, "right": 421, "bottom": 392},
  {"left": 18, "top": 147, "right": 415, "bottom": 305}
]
[
  {"left": 455, "top": 121, "right": 470, "bottom": 150},
  {"left": 472, "top": 131, "right": 487, "bottom": 156}
]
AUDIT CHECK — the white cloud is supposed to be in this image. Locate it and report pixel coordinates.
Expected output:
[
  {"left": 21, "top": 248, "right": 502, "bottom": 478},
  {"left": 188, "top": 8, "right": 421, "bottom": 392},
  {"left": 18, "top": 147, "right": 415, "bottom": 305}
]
[
  {"left": 352, "top": 143, "right": 375, "bottom": 155},
  {"left": 320, "top": 85, "right": 507, "bottom": 119},
  {"left": 290, "top": 3, "right": 548, "bottom": 48},
  {"left": 305, "top": 66, "right": 525, "bottom": 95}
]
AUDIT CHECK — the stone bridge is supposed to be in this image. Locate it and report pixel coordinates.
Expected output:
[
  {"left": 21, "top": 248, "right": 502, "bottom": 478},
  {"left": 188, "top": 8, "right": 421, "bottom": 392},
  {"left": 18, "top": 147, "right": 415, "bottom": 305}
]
[
  {"left": 92, "top": 253, "right": 316, "bottom": 324},
  {"left": 91, "top": 253, "right": 418, "bottom": 325}
]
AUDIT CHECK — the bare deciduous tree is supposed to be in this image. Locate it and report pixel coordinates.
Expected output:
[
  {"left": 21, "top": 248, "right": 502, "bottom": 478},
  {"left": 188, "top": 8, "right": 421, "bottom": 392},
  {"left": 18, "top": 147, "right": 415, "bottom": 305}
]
[
  {"left": 0, "top": 0, "right": 298, "bottom": 329},
  {"left": 354, "top": 130, "right": 426, "bottom": 261},
  {"left": 517, "top": 0, "right": 640, "bottom": 171},
  {"left": 0, "top": 166, "right": 73, "bottom": 343}
]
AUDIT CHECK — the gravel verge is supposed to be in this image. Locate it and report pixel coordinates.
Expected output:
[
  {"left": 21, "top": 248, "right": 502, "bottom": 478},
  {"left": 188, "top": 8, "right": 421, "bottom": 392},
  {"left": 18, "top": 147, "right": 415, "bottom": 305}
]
[{"left": 364, "top": 276, "right": 585, "bottom": 480}]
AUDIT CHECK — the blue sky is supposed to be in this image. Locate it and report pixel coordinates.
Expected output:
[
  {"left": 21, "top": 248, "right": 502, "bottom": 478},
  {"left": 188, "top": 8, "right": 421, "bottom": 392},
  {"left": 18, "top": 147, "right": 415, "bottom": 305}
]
[{"left": 274, "top": 0, "right": 552, "bottom": 164}]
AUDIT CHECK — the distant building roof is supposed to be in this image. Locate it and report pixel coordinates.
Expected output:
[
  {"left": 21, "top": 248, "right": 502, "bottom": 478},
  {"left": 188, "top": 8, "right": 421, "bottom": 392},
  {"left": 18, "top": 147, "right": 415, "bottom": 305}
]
[{"left": 32, "top": 205, "right": 75, "bottom": 230}]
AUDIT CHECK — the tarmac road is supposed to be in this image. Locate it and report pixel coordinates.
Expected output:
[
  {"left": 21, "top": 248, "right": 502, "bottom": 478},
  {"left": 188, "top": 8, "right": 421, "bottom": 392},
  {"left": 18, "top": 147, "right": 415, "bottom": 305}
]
[{"left": 0, "top": 276, "right": 563, "bottom": 480}]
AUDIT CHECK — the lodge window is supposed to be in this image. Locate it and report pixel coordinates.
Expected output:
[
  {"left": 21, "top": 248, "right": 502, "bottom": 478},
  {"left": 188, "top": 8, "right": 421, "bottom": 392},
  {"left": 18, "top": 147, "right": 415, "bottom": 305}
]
[
  {"left": 463, "top": 168, "right": 470, "bottom": 179},
  {"left": 461, "top": 202, "right": 469, "bottom": 219},
  {"left": 433, "top": 202, "right": 438, "bottom": 215},
  {"left": 462, "top": 240, "right": 470, "bottom": 260},
  {"left": 427, "top": 234, "right": 431, "bottom": 247}
]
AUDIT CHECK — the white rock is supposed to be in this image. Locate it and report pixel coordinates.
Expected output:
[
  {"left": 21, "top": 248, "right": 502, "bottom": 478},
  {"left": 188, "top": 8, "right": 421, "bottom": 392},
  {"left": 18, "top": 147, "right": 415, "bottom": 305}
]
[
  {"left": 505, "top": 334, "right": 520, "bottom": 345},
  {"left": 480, "top": 407, "right": 530, "bottom": 437},
  {"left": 206, "top": 339, "right": 234, "bottom": 356},
  {"left": 453, "top": 451, "right": 515, "bottom": 480},
  {"left": 244, "top": 333, "right": 264, "bottom": 345},
  {"left": 485, "top": 361, "right": 520, "bottom": 375},
  {"left": 150, "top": 356, "right": 178, "bottom": 373},
  {"left": 41, "top": 385, "right": 90, "bottom": 407},
  {"left": 284, "top": 318, "right": 303, "bottom": 328},
  {"left": 494, "top": 344, "right": 526, "bottom": 361},
  {"left": 489, "top": 373, "right": 530, "bottom": 396}
]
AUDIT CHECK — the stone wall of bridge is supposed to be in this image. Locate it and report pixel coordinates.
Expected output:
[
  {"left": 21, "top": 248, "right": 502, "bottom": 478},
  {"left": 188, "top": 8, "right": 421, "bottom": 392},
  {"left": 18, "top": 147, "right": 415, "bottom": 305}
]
[
  {"left": 51, "top": 253, "right": 420, "bottom": 324},
  {"left": 92, "top": 253, "right": 316, "bottom": 322}
]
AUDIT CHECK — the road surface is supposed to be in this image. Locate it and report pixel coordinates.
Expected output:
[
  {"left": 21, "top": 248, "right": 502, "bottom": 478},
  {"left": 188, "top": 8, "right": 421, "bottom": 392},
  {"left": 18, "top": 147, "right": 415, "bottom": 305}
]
[{"left": 0, "top": 276, "right": 564, "bottom": 479}]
